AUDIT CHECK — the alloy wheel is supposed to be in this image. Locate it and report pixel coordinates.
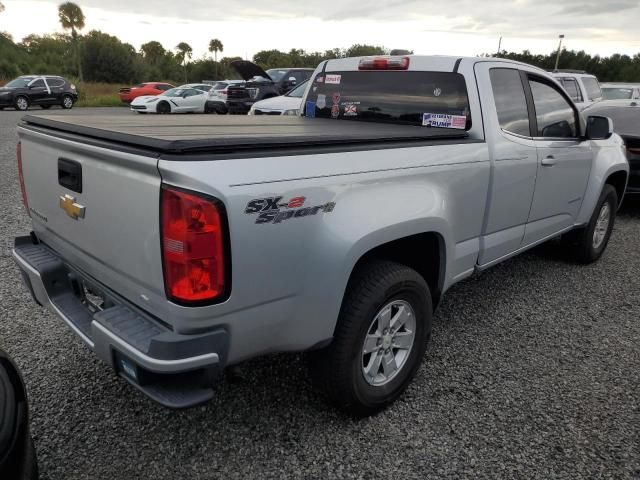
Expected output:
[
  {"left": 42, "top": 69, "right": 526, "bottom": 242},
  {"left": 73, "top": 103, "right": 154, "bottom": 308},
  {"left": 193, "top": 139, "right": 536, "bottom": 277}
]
[{"left": 361, "top": 299, "right": 416, "bottom": 386}]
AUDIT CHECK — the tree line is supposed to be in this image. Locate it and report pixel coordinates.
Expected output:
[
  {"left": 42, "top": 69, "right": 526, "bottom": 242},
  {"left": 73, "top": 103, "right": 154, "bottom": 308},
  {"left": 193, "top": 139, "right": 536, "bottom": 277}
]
[
  {"left": 1, "top": 2, "right": 639, "bottom": 84},
  {"left": 0, "top": 2, "right": 387, "bottom": 84},
  {"left": 495, "top": 49, "right": 640, "bottom": 82}
]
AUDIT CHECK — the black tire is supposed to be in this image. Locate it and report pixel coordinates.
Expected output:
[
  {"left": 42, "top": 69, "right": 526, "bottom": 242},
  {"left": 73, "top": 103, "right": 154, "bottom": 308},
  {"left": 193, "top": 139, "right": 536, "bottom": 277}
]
[
  {"left": 308, "top": 260, "right": 432, "bottom": 416},
  {"left": 562, "top": 184, "right": 617, "bottom": 264},
  {"left": 61, "top": 95, "right": 74, "bottom": 110},
  {"left": 156, "top": 101, "right": 171, "bottom": 114},
  {"left": 39, "top": 104, "right": 51, "bottom": 110},
  {"left": 14, "top": 96, "right": 29, "bottom": 111}
]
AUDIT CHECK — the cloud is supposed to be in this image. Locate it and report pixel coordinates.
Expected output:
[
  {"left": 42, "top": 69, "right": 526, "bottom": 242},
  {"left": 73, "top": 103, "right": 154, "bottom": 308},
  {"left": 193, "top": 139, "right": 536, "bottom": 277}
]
[
  {"left": 34, "top": 0, "right": 640, "bottom": 31},
  {"left": 12, "top": 0, "right": 640, "bottom": 57}
]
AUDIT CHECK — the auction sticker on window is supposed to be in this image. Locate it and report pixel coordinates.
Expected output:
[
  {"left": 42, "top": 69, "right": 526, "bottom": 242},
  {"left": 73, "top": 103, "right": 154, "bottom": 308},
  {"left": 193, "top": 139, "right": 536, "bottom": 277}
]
[
  {"left": 325, "top": 74, "right": 342, "bottom": 85},
  {"left": 422, "top": 113, "right": 466, "bottom": 129}
]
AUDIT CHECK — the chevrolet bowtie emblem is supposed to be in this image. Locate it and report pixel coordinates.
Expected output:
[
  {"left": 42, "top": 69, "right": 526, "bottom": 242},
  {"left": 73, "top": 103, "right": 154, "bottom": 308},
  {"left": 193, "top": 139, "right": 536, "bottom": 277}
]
[{"left": 59, "top": 194, "right": 85, "bottom": 220}]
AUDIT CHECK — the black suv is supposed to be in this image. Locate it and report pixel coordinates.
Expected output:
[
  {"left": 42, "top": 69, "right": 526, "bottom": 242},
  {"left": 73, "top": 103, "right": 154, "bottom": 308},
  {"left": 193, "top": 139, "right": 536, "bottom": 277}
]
[
  {"left": 226, "top": 61, "right": 313, "bottom": 114},
  {"left": 0, "top": 75, "right": 78, "bottom": 111}
]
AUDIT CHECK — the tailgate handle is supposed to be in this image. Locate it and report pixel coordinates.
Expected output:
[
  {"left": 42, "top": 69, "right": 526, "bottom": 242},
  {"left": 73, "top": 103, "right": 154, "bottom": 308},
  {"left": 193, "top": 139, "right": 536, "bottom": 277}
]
[{"left": 58, "top": 158, "right": 82, "bottom": 193}]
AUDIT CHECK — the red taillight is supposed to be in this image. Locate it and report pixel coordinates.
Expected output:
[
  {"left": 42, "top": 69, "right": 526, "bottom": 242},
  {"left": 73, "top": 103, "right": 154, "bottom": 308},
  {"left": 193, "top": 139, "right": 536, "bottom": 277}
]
[
  {"left": 16, "top": 142, "right": 30, "bottom": 215},
  {"left": 161, "top": 186, "right": 227, "bottom": 305},
  {"left": 358, "top": 56, "right": 410, "bottom": 71}
]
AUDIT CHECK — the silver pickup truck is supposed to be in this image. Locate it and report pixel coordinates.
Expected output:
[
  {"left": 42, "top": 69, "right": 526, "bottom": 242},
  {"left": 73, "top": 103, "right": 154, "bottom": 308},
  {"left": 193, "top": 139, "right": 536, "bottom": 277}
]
[{"left": 12, "top": 55, "right": 629, "bottom": 416}]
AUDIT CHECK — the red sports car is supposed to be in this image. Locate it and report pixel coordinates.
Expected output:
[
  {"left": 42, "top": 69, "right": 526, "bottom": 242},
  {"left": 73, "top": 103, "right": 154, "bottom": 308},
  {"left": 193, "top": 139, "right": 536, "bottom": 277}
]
[{"left": 119, "top": 82, "right": 174, "bottom": 103}]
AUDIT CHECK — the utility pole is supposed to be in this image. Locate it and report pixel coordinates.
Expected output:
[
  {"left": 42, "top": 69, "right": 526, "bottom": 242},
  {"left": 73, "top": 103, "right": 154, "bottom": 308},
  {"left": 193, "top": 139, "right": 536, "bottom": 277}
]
[
  {"left": 554, "top": 34, "right": 564, "bottom": 71},
  {"left": 497, "top": 36, "right": 502, "bottom": 56}
]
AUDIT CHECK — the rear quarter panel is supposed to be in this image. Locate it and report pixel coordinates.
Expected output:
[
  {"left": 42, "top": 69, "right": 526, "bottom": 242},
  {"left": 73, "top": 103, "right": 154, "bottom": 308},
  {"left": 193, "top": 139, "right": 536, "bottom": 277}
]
[{"left": 159, "top": 142, "right": 490, "bottom": 363}]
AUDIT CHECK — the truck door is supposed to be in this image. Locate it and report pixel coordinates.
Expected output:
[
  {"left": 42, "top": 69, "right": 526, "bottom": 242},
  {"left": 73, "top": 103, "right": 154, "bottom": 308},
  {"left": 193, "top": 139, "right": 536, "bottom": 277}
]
[
  {"left": 474, "top": 65, "right": 539, "bottom": 266},
  {"left": 522, "top": 76, "right": 592, "bottom": 246}
]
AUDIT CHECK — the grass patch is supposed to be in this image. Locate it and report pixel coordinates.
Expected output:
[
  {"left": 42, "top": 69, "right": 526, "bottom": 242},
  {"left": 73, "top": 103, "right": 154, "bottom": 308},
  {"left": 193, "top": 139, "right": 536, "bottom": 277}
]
[{"left": 76, "top": 82, "right": 127, "bottom": 108}]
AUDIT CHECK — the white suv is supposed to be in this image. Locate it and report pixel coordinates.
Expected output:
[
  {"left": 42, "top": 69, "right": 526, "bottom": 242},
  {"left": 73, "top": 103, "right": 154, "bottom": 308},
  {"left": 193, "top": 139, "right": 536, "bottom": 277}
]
[
  {"left": 551, "top": 70, "right": 602, "bottom": 110},
  {"left": 205, "top": 80, "right": 245, "bottom": 114}
]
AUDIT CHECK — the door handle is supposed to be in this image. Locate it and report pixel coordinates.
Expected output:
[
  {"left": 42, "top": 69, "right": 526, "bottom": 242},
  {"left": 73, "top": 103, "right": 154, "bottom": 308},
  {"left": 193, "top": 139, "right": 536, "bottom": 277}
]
[{"left": 541, "top": 155, "right": 557, "bottom": 166}]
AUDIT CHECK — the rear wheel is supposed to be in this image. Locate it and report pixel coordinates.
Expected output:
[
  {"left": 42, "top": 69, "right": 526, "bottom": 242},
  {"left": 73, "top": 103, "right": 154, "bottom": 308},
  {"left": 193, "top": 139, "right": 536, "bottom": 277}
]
[
  {"left": 14, "top": 96, "right": 29, "bottom": 111},
  {"left": 61, "top": 95, "right": 74, "bottom": 109},
  {"left": 156, "top": 101, "right": 171, "bottom": 114},
  {"left": 308, "top": 260, "right": 432, "bottom": 416},
  {"left": 562, "top": 184, "right": 617, "bottom": 263}
]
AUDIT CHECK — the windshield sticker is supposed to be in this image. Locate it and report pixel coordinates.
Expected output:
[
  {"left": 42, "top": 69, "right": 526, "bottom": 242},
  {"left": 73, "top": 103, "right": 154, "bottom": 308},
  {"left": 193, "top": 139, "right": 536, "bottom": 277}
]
[
  {"left": 325, "top": 74, "right": 342, "bottom": 85},
  {"left": 344, "top": 105, "right": 357, "bottom": 116},
  {"left": 305, "top": 101, "right": 316, "bottom": 118},
  {"left": 422, "top": 113, "right": 466, "bottom": 129},
  {"left": 331, "top": 105, "right": 340, "bottom": 118},
  {"left": 317, "top": 94, "right": 327, "bottom": 109}
]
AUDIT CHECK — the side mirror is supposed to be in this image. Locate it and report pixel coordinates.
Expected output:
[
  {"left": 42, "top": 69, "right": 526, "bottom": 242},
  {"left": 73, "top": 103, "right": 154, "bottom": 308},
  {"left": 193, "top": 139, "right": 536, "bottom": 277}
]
[{"left": 586, "top": 115, "right": 613, "bottom": 140}]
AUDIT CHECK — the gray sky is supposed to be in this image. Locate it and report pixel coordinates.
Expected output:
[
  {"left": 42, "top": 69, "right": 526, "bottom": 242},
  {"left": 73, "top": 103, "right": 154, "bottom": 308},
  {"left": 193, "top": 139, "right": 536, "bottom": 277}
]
[{"left": 2, "top": 0, "right": 639, "bottom": 59}]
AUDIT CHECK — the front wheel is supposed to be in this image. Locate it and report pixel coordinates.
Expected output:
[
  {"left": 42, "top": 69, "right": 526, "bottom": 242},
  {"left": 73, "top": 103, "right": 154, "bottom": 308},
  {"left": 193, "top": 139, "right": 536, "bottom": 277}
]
[
  {"left": 156, "top": 101, "right": 171, "bottom": 114},
  {"left": 562, "top": 184, "right": 617, "bottom": 264},
  {"left": 61, "top": 95, "right": 74, "bottom": 109},
  {"left": 308, "top": 260, "right": 432, "bottom": 416}
]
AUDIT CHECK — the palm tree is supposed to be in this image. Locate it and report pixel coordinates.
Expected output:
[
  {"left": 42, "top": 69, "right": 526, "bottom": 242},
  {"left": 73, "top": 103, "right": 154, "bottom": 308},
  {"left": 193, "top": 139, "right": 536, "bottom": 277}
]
[
  {"left": 208, "top": 39, "right": 223, "bottom": 78},
  {"left": 175, "top": 42, "right": 192, "bottom": 83},
  {"left": 58, "top": 2, "right": 85, "bottom": 82},
  {"left": 140, "top": 41, "right": 165, "bottom": 64}
]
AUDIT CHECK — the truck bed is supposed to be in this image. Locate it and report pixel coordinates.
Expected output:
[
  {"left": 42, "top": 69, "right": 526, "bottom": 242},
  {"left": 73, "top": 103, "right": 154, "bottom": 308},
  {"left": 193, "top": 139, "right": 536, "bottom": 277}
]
[{"left": 21, "top": 114, "right": 473, "bottom": 156}]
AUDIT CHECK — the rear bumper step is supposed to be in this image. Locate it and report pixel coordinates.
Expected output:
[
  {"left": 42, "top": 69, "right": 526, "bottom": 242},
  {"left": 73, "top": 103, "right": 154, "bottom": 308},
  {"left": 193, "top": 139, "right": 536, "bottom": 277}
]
[{"left": 12, "top": 235, "right": 228, "bottom": 409}]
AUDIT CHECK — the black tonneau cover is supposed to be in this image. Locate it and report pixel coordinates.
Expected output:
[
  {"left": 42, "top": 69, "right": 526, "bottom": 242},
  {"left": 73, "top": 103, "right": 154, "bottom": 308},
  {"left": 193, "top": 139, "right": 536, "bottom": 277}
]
[{"left": 21, "top": 115, "right": 469, "bottom": 155}]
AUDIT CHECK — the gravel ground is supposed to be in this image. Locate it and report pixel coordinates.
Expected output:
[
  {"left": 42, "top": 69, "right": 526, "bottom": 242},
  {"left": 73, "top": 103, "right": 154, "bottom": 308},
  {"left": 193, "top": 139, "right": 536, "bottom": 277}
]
[{"left": 0, "top": 107, "right": 639, "bottom": 480}]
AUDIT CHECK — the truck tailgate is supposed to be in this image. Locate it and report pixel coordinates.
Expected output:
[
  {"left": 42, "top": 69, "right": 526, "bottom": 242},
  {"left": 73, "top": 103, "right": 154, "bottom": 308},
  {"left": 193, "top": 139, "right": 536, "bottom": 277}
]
[{"left": 17, "top": 126, "right": 165, "bottom": 312}]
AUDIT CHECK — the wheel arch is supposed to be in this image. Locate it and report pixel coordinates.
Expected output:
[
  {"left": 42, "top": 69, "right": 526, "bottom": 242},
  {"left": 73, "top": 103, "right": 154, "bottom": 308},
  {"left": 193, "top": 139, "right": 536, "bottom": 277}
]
[
  {"left": 605, "top": 169, "right": 628, "bottom": 208},
  {"left": 345, "top": 231, "right": 446, "bottom": 313}
]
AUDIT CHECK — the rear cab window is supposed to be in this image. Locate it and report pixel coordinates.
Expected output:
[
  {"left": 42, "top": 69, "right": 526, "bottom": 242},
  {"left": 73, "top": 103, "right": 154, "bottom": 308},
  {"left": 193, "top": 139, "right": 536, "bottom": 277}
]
[{"left": 304, "top": 70, "right": 471, "bottom": 129}]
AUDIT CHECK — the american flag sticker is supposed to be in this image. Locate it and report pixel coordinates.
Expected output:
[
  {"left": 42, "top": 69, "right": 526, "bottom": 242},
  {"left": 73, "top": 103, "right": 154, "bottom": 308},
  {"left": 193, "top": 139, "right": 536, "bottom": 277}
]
[
  {"left": 422, "top": 113, "right": 467, "bottom": 129},
  {"left": 344, "top": 105, "right": 357, "bottom": 116}
]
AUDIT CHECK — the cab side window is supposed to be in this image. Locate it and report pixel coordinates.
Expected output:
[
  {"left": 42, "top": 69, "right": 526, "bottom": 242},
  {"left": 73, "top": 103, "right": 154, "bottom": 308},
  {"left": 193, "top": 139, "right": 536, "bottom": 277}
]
[
  {"left": 529, "top": 79, "right": 577, "bottom": 138},
  {"left": 489, "top": 68, "right": 531, "bottom": 137},
  {"left": 30, "top": 79, "right": 45, "bottom": 88},
  {"left": 560, "top": 78, "right": 582, "bottom": 103}
]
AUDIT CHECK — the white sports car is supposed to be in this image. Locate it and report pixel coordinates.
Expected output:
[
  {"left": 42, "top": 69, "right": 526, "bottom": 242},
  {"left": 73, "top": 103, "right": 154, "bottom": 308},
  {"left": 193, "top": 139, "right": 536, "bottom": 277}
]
[{"left": 130, "top": 84, "right": 211, "bottom": 114}]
